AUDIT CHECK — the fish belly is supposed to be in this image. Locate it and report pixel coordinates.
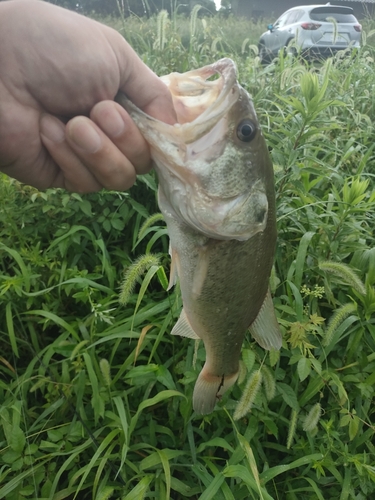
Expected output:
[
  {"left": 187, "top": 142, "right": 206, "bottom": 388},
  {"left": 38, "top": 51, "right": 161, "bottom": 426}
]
[{"left": 162, "top": 193, "right": 276, "bottom": 414}]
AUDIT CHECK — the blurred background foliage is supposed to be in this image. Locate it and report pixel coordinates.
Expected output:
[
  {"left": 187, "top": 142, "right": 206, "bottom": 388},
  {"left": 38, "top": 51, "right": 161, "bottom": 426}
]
[{"left": 45, "top": 0, "right": 217, "bottom": 17}]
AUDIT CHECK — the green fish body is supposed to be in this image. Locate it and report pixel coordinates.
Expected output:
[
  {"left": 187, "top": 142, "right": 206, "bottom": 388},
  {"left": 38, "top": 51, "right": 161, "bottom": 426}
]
[{"left": 118, "top": 59, "right": 281, "bottom": 414}]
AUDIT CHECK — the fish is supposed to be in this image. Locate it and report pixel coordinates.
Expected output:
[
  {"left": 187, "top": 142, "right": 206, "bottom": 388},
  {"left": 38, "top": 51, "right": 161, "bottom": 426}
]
[{"left": 117, "top": 58, "right": 282, "bottom": 415}]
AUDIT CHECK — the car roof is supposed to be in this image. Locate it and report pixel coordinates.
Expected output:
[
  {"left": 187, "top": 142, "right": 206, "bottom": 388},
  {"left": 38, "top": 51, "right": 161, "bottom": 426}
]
[{"left": 284, "top": 4, "right": 353, "bottom": 11}]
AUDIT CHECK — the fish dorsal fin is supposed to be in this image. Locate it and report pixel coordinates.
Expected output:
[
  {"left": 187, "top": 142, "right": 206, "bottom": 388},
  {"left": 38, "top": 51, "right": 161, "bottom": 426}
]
[
  {"left": 249, "top": 289, "right": 282, "bottom": 350},
  {"left": 171, "top": 308, "right": 200, "bottom": 340}
]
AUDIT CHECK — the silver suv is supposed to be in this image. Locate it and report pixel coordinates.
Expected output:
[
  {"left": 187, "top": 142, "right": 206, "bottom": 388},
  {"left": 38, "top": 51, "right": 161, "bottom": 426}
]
[{"left": 258, "top": 4, "right": 362, "bottom": 63}]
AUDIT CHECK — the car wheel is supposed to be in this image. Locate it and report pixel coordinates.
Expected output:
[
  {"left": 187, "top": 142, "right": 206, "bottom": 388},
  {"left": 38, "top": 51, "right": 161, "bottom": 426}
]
[
  {"left": 285, "top": 40, "right": 297, "bottom": 58},
  {"left": 286, "top": 47, "right": 297, "bottom": 58},
  {"left": 259, "top": 43, "right": 271, "bottom": 64}
]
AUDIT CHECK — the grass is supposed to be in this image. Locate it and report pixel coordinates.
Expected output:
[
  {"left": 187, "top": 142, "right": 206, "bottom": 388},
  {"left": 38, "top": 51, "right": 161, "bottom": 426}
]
[{"left": 1, "top": 8, "right": 375, "bottom": 500}]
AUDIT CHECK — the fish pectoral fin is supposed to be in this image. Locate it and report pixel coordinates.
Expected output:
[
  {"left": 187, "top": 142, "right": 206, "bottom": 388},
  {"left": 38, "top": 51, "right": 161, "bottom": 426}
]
[
  {"left": 171, "top": 308, "right": 200, "bottom": 340},
  {"left": 249, "top": 289, "right": 282, "bottom": 350},
  {"left": 167, "top": 245, "right": 179, "bottom": 291}
]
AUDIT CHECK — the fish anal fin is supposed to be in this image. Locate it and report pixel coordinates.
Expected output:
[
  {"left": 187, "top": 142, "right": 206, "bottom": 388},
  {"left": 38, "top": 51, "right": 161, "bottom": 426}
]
[
  {"left": 249, "top": 289, "right": 282, "bottom": 350},
  {"left": 193, "top": 365, "right": 238, "bottom": 415},
  {"left": 171, "top": 308, "right": 200, "bottom": 340}
]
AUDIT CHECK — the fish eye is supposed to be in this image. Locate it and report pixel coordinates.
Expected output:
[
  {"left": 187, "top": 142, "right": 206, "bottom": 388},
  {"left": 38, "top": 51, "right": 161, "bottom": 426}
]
[{"left": 236, "top": 119, "right": 257, "bottom": 142}]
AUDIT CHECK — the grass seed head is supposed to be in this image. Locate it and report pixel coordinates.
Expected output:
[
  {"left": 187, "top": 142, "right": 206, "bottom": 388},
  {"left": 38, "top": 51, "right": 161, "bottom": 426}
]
[
  {"left": 234, "top": 369, "right": 262, "bottom": 421},
  {"left": 261, "top": 365, "right": 276, "bottom": 401},
  {"left": 99, "top": 358, "right": 111, "bottom": 388},
  {"left": 303, "top": 402, "right": 322, "bottom": 432},
  {"left": 287, "top": 409, "right": 299, "bottom": 449}
]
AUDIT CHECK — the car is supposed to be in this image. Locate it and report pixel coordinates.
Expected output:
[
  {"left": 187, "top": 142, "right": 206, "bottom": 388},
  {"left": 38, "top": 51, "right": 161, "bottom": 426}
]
[{"left": 258, "top": 4, "right": 362, "bottom": 63}]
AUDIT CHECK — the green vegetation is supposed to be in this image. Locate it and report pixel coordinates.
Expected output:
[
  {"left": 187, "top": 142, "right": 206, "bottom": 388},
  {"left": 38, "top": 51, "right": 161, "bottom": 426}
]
[
  {"left": 1, "top": 9, "right": 375, "bottom": 500},
  {"left": 46, "top": 0, "right": 217, "bottom": 18}
]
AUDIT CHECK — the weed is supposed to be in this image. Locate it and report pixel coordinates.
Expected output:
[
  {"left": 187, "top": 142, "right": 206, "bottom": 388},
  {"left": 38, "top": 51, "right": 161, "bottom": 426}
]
[{"left": 1, "top": 10, "right": 375, "bottom": 500}]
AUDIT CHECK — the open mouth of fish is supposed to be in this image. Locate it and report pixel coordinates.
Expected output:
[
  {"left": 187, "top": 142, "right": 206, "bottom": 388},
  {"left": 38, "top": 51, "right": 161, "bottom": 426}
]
[
  {"left": 118, "top": 59, "right": 239, "bottom": 152},
  {"left": 161, "top": 58, "right": 239, "bottom": 132}
]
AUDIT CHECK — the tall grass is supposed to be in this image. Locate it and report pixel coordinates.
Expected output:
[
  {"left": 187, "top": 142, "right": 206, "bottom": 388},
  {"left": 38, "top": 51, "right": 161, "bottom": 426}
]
[{"left": 1, "top": 10, "right": 375, "bottom": 500}]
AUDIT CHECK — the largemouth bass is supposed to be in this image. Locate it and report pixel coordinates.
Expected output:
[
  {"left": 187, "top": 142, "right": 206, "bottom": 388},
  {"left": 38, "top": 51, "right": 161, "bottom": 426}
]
[{"left": 117, "top": 59, "right": 282, "bottom": 414}]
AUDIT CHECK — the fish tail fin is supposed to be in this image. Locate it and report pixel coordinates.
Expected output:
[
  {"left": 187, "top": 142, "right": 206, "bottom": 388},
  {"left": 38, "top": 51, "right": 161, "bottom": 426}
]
[{"left": 193, "top": 365, "right": 238, "bottom": 415}]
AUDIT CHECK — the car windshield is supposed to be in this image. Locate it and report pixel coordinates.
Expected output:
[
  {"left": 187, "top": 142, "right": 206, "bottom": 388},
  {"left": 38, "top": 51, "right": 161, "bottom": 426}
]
[{"left": 309, "top": 7, "right": 357, "bottom": 23}]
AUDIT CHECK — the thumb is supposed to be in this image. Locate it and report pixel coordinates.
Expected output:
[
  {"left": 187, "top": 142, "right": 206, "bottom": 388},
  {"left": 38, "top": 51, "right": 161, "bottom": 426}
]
[{"left": 112, "top": 35, "right": 176, "bottom": 125}]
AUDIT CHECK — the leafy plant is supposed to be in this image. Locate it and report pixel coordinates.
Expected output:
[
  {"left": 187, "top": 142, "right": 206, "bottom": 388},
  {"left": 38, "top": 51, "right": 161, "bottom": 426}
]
[{"left": 1, "top": 10, "right": 375, "bottom": 500}]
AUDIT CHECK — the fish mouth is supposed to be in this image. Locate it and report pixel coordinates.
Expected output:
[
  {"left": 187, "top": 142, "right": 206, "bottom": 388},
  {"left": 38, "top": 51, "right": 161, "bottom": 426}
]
[
  {"left": 161, "top": 58, "right": 239, "bottom": 131},
  {"left": 116, "top": 58, "right": 240, "bottom": 160}
]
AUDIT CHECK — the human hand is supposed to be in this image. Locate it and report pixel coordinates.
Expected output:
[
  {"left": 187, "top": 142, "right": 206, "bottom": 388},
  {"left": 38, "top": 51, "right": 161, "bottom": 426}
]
[{"left": 0, "top": 0, "right": 176, "bottom": 192}]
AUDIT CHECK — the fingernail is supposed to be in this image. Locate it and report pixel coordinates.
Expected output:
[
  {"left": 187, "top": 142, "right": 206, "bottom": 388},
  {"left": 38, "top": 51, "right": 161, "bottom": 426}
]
[
  {"left": 97, "top": 105, "right": 126, "bottom": 138},
  {"left": 40, "top": 115, "right": 65, "bottom": 143},
  {"left": 67, "top": 117, "right": 102, "bottom": 154}
]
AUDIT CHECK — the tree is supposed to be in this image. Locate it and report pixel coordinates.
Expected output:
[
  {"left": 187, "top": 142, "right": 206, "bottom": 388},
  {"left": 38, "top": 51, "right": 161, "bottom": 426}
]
[{"left": 219, "top": 0, "right": 232, "bottom": 15}]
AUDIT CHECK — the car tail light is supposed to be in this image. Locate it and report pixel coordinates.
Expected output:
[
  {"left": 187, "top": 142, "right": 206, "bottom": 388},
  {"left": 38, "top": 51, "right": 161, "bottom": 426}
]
[
  {"left": 354, "top": 24, "right": 362, "bottom": 32},
  {"left": 300, "top": 22, "right": 321, "bottom": 30}
]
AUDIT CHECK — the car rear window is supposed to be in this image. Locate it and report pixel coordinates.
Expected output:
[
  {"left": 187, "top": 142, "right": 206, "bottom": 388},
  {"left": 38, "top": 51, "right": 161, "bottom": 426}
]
[
  {"left": 309, "top": 7, "right": 357, "bottom": 23},
  {"left": 286, "top": 9, "right": 304, "bottom": 25}
]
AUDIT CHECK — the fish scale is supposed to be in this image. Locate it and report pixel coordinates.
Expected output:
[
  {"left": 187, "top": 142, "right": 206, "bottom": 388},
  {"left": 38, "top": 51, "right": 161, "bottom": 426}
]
[{"left": 117, "top": 58, "right": 282, "bottom": 414}]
